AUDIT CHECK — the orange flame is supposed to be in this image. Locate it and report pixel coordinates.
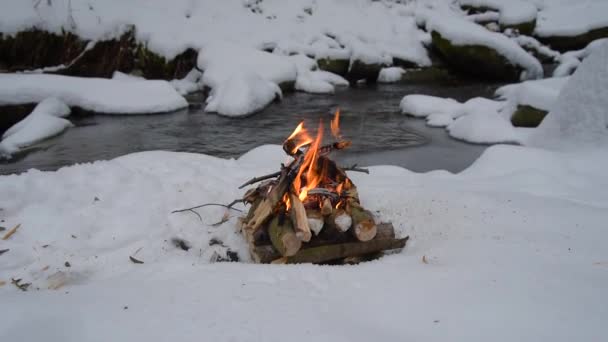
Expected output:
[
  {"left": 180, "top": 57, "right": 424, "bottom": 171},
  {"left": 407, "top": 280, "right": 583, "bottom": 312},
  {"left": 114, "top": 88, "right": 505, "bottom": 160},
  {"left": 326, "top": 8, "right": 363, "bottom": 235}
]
[
  {"left": 330, "top": 108, "right": 341, "bottom": 140},
  {"left": 284, "top": 122, "right": 313, "bottom": 154},
  {"left": 292, "top": 121, "right": 324, "bottom": 201}
]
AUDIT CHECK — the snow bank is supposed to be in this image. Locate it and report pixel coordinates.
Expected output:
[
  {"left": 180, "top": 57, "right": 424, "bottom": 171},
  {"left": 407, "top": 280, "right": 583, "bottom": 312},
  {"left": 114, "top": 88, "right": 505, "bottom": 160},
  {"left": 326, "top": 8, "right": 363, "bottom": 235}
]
[
  {"left": 0, "top": 98, "right": 71, "bottom": 156},
  {"left": 530, "top": 41, "right": 608, "bottom": 148},
  {"left": 1, "top": 142, "right": 608, "bottom": 341},
  {"left": 460, "top": 0, "right": 537, "bottom": 26},
  {"left": 448, "top": 110, "right": 517, "bottom": 144},
  {"left": 377, "top": 67, "right": 405, "bottom": 83},
  {"left": 295, "top": 70, "right": 348, "bottom": 94},
  {"left": 0, "top": 74, "right": 188, "bottom": 114},
  {"left": 399, "top": 94, "right": 461, "bottom": 118},
  {"left": 422, "top": 10, "right": 543, "bottom": 80},
  {"left": 205, "top": 72, "right": 282, "bottom": 117},
  {"left": 535, "top": 1, "right": 608, "bottom": 37}
]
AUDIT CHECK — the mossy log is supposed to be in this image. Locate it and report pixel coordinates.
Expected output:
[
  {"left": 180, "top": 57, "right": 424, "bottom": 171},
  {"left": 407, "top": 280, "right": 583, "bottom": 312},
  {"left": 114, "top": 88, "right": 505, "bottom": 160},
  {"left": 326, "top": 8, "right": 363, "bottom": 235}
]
[
  {"left": 510, "top": 105, "right": 548, "bottom": 127},
  {"left": 268, "top": 215, "right": 301, "bottom": 257},
  {"left": 431, "top": 31, "right": 522, "bottom": 81}
]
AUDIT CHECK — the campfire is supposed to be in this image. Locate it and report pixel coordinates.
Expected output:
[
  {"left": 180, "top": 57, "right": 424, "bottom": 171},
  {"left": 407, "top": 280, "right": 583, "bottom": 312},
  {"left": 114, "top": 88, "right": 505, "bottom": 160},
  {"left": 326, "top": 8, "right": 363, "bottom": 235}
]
[{"left": 239, "top": 109, "right": 408, "bottom": 264}]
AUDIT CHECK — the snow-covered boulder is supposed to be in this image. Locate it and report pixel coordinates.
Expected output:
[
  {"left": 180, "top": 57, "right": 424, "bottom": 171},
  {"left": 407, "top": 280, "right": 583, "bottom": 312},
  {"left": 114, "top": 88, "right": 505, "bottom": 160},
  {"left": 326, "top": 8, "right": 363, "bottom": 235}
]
[
  {"left": 424, "top": 11, "right": 543, "bottom": 81},
  {"left": 460, "top": 0, "right": 537, "bottom": 35},
  {"left": 535, "top": 2, "right": 608, "bottom": 52},
  {"left": 496, "top": 77, "right": 569, "bottom": 127},
  {"left": 378, "top": 67, "right": 405, "bottom": 83}
]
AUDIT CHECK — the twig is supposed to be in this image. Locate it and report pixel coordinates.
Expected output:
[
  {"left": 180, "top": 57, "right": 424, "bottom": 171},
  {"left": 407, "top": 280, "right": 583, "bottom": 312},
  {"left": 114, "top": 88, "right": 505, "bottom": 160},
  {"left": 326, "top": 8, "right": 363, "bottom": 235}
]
[
  {"left": 341, "top": 164, "right": 370, "bottom": 174},
  {"left": 171, "top": 202, "right": 243, "bottom": 214},
  {"left": 238, "top": 171, "right": 281, "bottom": 189},
  {"left": 2, "top": 224, "right": 21, "bottom": 240}
]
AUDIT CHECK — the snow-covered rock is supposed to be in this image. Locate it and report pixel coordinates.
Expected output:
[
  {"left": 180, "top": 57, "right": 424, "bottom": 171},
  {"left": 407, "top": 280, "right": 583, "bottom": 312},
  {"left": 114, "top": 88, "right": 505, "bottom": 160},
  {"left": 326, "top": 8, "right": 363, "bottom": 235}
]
[
  {"left": 0, "top": 74, "right": 188, "bottom": 114},
  {"left": 423, "top": 10, "right": 543, "bottom": 81},
  {"left": 204, "top": 72, "right": 282, "bottom": 117},
  {"left": 460, "top": 0, "right": 538, "bottom": 34},
  {"left": 377, "top": 67, "right": 405, "bottom": 83},
  {"left": 0, "top": 98, "right": 71, "bottom": 156}
]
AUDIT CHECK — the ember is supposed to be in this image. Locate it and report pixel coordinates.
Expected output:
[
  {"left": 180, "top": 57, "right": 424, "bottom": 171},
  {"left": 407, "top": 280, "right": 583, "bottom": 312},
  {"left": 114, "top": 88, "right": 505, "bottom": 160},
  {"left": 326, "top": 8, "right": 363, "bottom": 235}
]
[{"left": 239, "top": 109, "right": 408, "bottom": 264}]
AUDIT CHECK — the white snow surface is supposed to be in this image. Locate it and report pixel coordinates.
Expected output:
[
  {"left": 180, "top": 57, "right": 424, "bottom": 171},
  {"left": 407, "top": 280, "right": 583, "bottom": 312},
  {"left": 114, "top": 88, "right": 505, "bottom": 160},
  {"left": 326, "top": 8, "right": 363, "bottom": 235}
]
[
  {"left": 377, "top": 67, "right": 405, "bottom": 83},
  {"left": 0, "top": 74, "right": 188, "bottom": 114},
  {"left": 1, "top": 142, "right": 608, "bottom": 341},
  {"left": 459, "top": 0, "right": 537, "bottom": 26},
  {"left": 535, "top": 0, "right": 608, "bottom": 37},
  {"left": 0, "top": 98, "right": 71, "bottom": 156},
  {"left": 553, "top": 38, "right": 608, "bottom": 77},
  {"left": 496, "top": 76, "right": 568, "bottom": 114},
  {"left": 530, "top": 40, "right": 608, "bottom": 148},
  {"left": 422, "top": 9, "right": 543, "bottom": 80},
  {"left": 204, "top": 72, "right": 282, "bottom": 117}
]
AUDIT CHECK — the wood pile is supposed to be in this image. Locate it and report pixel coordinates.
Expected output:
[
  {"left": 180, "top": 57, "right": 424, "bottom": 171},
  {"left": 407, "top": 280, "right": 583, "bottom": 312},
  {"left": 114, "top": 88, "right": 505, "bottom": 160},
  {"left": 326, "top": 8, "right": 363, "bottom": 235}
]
[{"left": 238, "top": 110, "right": 408, "bottom": 264}]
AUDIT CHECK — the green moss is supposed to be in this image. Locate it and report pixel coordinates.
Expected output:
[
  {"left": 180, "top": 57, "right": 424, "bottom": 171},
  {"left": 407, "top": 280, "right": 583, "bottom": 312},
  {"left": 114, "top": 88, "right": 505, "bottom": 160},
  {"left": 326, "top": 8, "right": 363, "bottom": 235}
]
[
  {"left": 317, "top": 58, "right": 349, "bottom": 76},
  {"left": 431, "top": 31, "right": 522, "bottom": 81},
  {"left": 135, "top": 45, "right": 197, "bottom": 79},
  {"left": 511, "top": 105, "right": 548, "bottom": 127},
  {"left": 537, "top": 26, "right": 608, "bottom": 52}
]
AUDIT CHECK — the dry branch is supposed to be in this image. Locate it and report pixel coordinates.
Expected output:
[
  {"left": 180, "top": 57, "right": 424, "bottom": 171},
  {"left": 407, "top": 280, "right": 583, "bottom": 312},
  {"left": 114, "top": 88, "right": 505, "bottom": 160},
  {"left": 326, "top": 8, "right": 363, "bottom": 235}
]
[{"left": 2, "top": 224, "right": 21, "bottom": 240}]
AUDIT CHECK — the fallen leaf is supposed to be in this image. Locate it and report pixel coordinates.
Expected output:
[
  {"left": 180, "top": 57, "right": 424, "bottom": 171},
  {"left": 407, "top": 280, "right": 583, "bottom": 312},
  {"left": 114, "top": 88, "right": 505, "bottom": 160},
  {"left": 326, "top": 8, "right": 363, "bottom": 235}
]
[
  {"left": 129, "top": 256, "right": 144, "bottom": 264},
  {"left": 2, "top": 224, "right": 21, "bottom": 240}
]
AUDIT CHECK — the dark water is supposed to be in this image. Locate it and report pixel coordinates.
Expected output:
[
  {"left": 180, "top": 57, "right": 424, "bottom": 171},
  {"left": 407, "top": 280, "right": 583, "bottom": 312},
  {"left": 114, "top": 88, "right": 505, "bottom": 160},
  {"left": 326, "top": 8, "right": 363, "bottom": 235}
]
[{"left": 0, "top": 81, "right": 501, "bottom": 175}]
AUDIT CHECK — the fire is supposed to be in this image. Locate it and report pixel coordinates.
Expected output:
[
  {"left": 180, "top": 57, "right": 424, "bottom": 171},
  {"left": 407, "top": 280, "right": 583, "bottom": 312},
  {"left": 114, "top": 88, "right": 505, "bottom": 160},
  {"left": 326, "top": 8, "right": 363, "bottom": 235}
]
[{"left": 283, "top": 108, "right": 350, "bottom": 208}]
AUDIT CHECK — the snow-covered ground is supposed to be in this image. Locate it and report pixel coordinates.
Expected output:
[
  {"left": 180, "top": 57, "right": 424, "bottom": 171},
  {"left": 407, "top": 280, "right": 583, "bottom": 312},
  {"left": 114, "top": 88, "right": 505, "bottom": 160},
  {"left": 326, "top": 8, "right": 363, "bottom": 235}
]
[{"left": 1, "top": 38, "right": 608, "bottom": 342}]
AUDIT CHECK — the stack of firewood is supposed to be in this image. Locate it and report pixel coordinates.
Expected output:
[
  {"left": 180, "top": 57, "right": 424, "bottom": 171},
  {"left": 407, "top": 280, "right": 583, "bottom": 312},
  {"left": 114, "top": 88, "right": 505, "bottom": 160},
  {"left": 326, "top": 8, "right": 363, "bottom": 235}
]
[{"left": 238, "top": 112, "right": 408, "bottom": 264}]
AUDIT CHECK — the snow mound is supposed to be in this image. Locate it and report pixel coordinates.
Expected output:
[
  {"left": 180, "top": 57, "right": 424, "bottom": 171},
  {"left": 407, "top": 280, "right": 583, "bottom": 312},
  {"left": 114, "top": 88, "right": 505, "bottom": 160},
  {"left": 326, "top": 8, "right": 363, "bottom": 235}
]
[
  {"left": 536, "top": 1, "right": 608, "bottom": 37},
  {"left": 170, "top": 69, "right": 204, "bottom": 95},
  {"left": 422, "top": 10, "right": 543, "bottom": 80},
  {"left": 205, "top": 72, "right": 282, "bottom": 117},
  {"left": 460, "top": 0, "right": 537, "bottom": 26},
  {"left": 378, "top": 67, "right": 405, "bottom": 83},
  {"left": 399, "top": 94, "right": 461, "bottom": 118},
  {"left": 448, "top": 110, "right": 518, "bottom": 144},
  {"left": 0, "top": 98, "right": 71, "bottom": 156},
  {"left": 530, "top": 41, "right": 608, "bottom": 148},
  {"left": 496, "top": 76, "right": 569, "bottom": 115},
  {"left": 295, "top": 70, "right": 348, "bottom": 94},
  {"left": 553, "top": 38, "right": 608, "bottom": 77},
  {"left": 0, "top": 74, "right": 188, "bottom": 114}
]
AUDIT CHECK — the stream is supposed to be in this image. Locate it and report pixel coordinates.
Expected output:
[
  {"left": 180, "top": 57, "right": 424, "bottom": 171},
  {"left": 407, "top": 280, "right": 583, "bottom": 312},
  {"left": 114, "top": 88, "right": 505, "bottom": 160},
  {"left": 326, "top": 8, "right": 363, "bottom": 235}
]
[{"left": 0, "top": 80, "right": 503, "bottom": 175}]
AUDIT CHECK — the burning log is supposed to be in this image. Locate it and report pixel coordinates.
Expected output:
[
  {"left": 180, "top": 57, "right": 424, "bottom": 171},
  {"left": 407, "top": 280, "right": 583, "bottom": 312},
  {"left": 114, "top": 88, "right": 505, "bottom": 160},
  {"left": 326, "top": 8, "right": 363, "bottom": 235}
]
[
  {"left": 321, "top": 198, "right": 333, "bottom": 216},
  {"left": 289, "top": 192, "right": 312, "bottom": 242},
  {"left": 268, "top": 213, "right": 301, "bottom": 257}
]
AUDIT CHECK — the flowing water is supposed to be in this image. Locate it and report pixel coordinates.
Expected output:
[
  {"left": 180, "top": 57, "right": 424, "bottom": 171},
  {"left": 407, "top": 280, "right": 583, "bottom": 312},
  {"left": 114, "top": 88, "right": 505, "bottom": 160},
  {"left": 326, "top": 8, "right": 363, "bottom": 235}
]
[{"left": 0, "top": 81, "right": 502, "bottom": 175}]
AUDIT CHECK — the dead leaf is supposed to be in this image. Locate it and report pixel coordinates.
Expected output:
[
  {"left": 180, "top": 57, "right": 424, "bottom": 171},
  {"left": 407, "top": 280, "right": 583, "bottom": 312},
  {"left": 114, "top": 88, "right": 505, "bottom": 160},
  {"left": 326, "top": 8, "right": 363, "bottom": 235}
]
[
  {"left": 422, "top": 255, "right": 428, "bottom": 264},
  {"left": 129, "top": 256, "right": 144, "bottom": 264},
  {"left": 2, "top": 224, "right": 21, "bottom": 240},
  {"left": 211, "top": 211, "right": 230, "bottom": 227}
]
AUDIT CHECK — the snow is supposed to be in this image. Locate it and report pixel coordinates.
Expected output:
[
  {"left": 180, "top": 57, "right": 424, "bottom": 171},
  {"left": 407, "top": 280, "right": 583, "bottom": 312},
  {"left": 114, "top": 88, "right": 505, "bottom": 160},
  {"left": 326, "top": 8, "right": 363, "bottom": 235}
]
[
  {"left": 448, "top": 110, "right": 518, "bottom": 144},
  {"left": 295, "top": 70, "right": 348, "bottom": 94},
  {"left": 421, "top": 9, "right": 543, "bottom": 80},
  {"left": 0, "top": 98, "right": 71, "bottom": 157},
  {"left": 1, "top": 141, "right": 608, "bottom": 341},
  {"left": 530, "top": 40, "right": 608, "bottom": 148},
  {"left": 459, "top": 0, "right": 537, "bottom": 26},
  {"left": 535, "top": 1, "right": 608, "bottom": 37},
  {"left": 496, "top": 76, "right": 569, "bottom": 115},
  {"left": 169, "top": 69, "right": 204, "bottom": 95},
  {"left": 204, "top": 72, "right": 282, "bottom": 117},
  {"left": 399, "top": 94, "right": 461, "bottom": 118},
  {"left": 377, "top": 67, "right": 405, "bottom": 83},
  {"left": 553, "top": 38, "right": 608, "bottom": 77},
  {"left": 0, "top": 74, "right": 188, "bottom": 114}
]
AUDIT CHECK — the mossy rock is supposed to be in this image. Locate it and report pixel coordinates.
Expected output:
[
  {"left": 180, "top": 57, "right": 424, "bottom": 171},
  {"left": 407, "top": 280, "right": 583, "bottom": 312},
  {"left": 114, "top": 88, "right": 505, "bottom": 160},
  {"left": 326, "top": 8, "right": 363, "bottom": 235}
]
[
  {"left": 278, "top": 80, "right": 295, "bottom": 93},
  {"left": 0, "top": 29, "right": 86, "bottom": 71},
  {"left": 62, "top": 28, "right": 136, "bottom": 78},
  {"left": 317, "top": 58, "right": 349, "bottom": 76},
  {"left": 536, "top": 26, "right": 608, "bottom": 52},
  {"left": 431, "top": 31, "right": 522, "bottom": 81},
  {"left": 347, "top": 60, "right": 383, "bottom": 84},
  {"left": 135, "top": 45, "right": 197, "bottom": 79},
  {"left": 0, "top": 103, "right": 36, "bottom": 135},
  {"left": 392, "top": 57, "right": 418, "bottom": 69},
  {"left": 511, "top": 105, "right": 548, "bottom": 127}
]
